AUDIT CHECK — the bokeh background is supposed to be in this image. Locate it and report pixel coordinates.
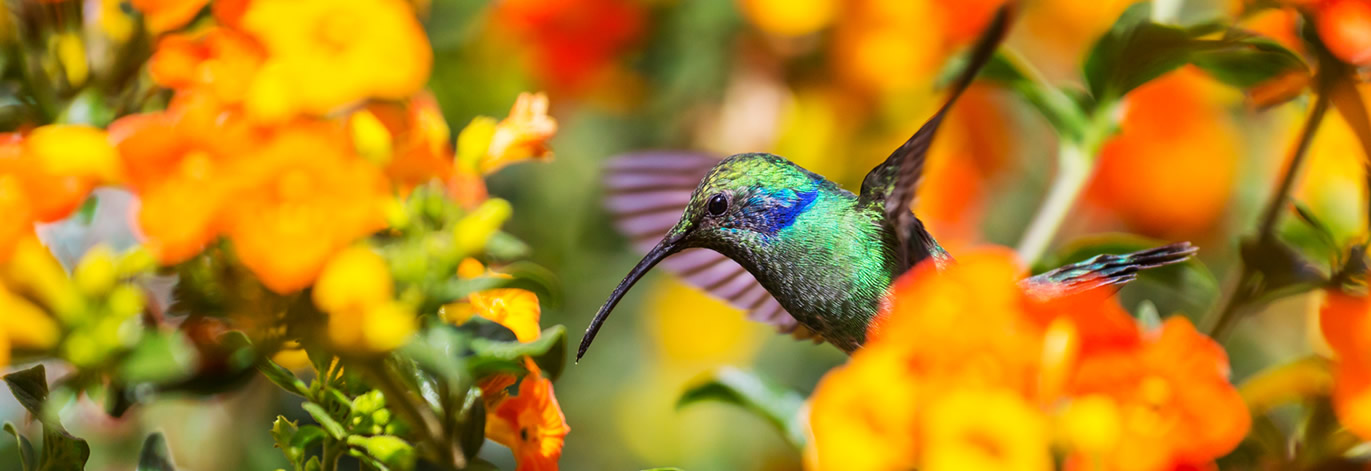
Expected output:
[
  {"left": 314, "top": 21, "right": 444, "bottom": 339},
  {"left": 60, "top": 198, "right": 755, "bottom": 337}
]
[{"left": 2, "top": 0, "right": 1365, "bottom": 469}]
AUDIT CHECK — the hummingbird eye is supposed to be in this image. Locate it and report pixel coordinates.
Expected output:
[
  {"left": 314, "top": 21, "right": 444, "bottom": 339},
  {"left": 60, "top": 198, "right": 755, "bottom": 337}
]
[{"left": 706, "top": 193, "right": 729, "bottom": 217}]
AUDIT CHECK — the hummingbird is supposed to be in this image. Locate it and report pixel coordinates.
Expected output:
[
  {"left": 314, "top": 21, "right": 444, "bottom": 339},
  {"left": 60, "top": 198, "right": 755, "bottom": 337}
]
[{"left": 578, "top": 6, "right": 1195, "bottom": 360}]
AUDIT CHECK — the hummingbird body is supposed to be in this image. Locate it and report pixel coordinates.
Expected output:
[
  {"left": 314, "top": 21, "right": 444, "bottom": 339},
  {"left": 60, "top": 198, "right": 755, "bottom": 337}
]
[
  {"left": 687, "top": 153, "right": 899, "bottom": 351},
  {"left": 577, "top": 6, "right": 1195, "bottom": 361}
]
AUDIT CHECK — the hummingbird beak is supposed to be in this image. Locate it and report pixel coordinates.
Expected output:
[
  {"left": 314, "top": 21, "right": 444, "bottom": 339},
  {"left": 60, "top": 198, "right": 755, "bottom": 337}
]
[{"left": 577, "top": 233, "right": 684, "bottom": 362}]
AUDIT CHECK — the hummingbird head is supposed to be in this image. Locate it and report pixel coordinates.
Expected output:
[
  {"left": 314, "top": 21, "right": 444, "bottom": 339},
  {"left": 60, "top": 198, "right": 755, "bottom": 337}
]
[{"left": 578, "top": 152, "right": 833, "bottom": 360}]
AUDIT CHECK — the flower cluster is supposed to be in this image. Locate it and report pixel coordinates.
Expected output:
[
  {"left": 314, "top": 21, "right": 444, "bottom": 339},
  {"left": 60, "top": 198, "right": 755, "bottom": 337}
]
[
  {"left": 451, "top": 259, "right": 570, "bottom": 471},
  {"left": 1319, "top": 289, "right": 1371, "bottom": 439},
  {"left": 807, "top": 248, "right": 1249, "bottom": 471}
]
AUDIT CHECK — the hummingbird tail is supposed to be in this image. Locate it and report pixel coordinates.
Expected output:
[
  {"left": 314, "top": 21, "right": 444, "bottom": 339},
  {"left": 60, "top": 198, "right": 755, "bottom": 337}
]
[{"left": 1021, "top": 242, "right": 1198, "bottom": 299}]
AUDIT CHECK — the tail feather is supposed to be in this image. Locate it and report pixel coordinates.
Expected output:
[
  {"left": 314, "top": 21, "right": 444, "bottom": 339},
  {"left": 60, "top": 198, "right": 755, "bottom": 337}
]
[{"left": 1021, "top": 242, "right": 1198, "bottom": 299}]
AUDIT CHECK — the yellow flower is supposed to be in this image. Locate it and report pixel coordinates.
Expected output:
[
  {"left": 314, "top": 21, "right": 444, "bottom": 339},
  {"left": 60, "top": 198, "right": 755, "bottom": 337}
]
[
  {"left": 922, "top": 388, "right": 1051, "bottom": 471},
  {"left": 242, "top": 0, "right": 432, "bottom": 120},
  {"left": 326, "top": 301, "right": 417, "bottom": 354},
  {"left": 0, "top": 282, "right": 60, "bottom": 351},
  {"left": 315, "top": 246, "right": 414, "bottom": 353},
  {"left": 313, "top": 246, "right": 394, "bottom": 314},
  {"left": 25, "top": 124, "right": 121, "bottom": 185},
  {"left": 453, "top": 198, "right": 512, "bottom": 255},
  {"left": 482, "top": 92, "right": 557, "bottom": 174},
  {"left": 737, "top": 0, "right": 837, "bottom": 36},
  {"left": 468, "top": 289, "right": 542, "bottom": 343}
]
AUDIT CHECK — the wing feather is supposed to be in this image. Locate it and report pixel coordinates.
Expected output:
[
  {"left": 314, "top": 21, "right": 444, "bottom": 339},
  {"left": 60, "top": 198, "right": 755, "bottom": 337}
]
[{"left": 604, "top": 152, "right": 808, "bottom": 335}]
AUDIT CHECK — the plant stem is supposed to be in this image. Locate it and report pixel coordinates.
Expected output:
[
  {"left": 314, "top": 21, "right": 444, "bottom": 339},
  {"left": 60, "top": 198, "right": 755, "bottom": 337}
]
[
  {"left": 363, "top": 361, "right": 466, "bottom": 469},
  {"left": 1016, "top": 142, "right": 1093, "bottom": 263},
  {"left": 1206, "top": 91, "right": 1331, "bottom": 340}
]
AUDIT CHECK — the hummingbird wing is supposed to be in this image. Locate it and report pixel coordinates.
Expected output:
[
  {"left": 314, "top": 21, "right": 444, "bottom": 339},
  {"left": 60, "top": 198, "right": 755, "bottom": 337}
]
[
  {"left": 603, "top": 151, "right": 822, "bottom": 341},
  {"left": 857, "top": 6, "right": 1012, "bottom": 270}
]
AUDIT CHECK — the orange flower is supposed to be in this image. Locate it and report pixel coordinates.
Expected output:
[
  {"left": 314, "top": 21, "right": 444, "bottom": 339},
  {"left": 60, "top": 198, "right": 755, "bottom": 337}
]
[
  {"left": 224, "top": 122, "right": 389, "bottom": 293},
  {"left": 241, "top": 0, "right": 432, "bottom": 120},
  {"left": 130, "top": 0, "right": 209, "bottom": 33},
  {"left": 808, "top": 346, "right": 921, "bottom": 471},
  {"left": 444, "top": 259, "right": 542, "bottom": 342},
  {"left": 809, "top": 248, "right": 1243, "bottom": 471},
  {"left": 1319, "top": 290, "right": 1371, "bottom": 438},
  {"left": 482, "top": 92, "right": 558, "bottom": 175},
  {"left": 350, "top": 93, "right": 455, "bottom": 190},
  {"left": 1066, "top": 317, "right": 1248, "bottom": 471},
  {"left": 1087, "top": 67, "right": 1240, "bottom": 238},
  {"left": 1317, "top": 0, "right": 1371, "bottom": 65},
  {"left": 148, "top": 27, "right": 265, "bottom": 104},
  {"left": 485, "top": 365, "right": 569, "bottom": 471},
  {"left": 109, "top": 93, "right": 263, "bottom": 264}
]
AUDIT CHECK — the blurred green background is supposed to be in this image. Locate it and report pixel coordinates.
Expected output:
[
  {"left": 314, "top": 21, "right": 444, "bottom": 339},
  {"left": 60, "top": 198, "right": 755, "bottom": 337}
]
[{"left": 4, "top": 0, "right": 1367, "bottom": 469}]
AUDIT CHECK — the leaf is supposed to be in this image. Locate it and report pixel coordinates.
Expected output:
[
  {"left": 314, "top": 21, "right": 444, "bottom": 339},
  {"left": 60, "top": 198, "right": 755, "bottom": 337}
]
[
  {"left": 455, "top": 386, "right": 485, "bottom": 459},
  {"left": 467, "top": 326, "right": 566, "bottom": 362},
  {"left": 288, "top": 426, "right": 326, "bottom": 456},
  {"left": 460, "top": 457, "right": 501, "bottom": 471},
  {"left": 4, "top": 365, "right": 49, "bottom": 417},
  {"left": 529, "top": 328, "right": 567, "bottom": 382},
  {"left": 676, "top": 367, "right": 806, "bottom": 449},
  {"left": 974, "top": 52, "right": 1090, "bottom": 142},
  {"left": 4, "top": 422, "right": 36, "bottom": 471},
  {"left": 301, "top": 403, "right": 347, "bottom": 440},
  {"left": 136, "top": 432, "right": 175, "bottom": 471},
  {"left": 345, "top": 435, "right": 416, "bottom": 471},
  {"left": 256, "top": 359, "right": 311, "bottom": 398},
  {"left": 1084, "top": 3, "right": 1307, "bottom": 101},
  {"left": 118, "top": 331, "right": 199, "bottom": 385},
  {"left": 37, "top": 427, "right": 90, "bottom": 471},
  {"left": 1240, "top": 356, "right": 1334, "bottom": 417},
  {"left": 1240, "top": 236, "right": 1329, "bottom": 302},
  {"left": 271, "top": 416, "right": 306, "bottom": 464}
]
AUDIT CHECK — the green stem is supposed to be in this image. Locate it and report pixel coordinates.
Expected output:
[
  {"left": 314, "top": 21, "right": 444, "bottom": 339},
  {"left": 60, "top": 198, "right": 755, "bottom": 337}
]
[
  {"left": 363, "top": 361, "right": 465, "bottom": 469},
  {"left": 1206, "top": 91, "right": 1331, "bottom": 340},
  {"left": 1016, "top": 142, "right": 1093, "bottom": 263}
]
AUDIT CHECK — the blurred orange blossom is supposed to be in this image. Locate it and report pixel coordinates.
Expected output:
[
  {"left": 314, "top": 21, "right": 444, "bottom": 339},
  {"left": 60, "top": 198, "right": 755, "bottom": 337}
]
[
  {"left": 1087, "top": 67, "right": 1240, "bottom": 238},
  {"left": 807, "top": 248, "right": 1247, "bottom": 471}
]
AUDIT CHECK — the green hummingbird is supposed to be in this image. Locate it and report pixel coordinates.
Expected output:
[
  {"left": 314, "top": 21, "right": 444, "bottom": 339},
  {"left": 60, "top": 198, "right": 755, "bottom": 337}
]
[{"left": 578, "top": 6, "right": 1194, "bottom": 360}]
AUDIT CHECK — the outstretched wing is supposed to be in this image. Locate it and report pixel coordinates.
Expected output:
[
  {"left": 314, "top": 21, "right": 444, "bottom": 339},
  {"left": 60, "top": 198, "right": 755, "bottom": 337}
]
[
  {"left": 858, "top": 6, "right": 1013, "bottom": 270},
  {"left": 603, "top": 152, "right": 820, "bottom": 340}
]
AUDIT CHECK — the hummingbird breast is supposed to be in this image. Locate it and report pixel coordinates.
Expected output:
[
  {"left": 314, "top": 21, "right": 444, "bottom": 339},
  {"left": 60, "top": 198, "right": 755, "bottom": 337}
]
[{"left": 724, "top": 192, "right": 899, "bottom": 352}]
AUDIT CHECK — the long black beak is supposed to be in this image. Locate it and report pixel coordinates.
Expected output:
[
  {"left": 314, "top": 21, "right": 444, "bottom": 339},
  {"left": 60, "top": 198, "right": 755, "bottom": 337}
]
[{"left": 577, "top": 235, "right": 682, "bottom": 362}]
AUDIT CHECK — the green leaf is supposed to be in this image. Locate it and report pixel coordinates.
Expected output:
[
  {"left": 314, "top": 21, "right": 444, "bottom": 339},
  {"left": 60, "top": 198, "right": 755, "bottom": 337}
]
[
  {"left": 460, "top": 457, "right": 501, "bottom": 471},
  {"left": 4, "top": 365, "right": 49, "bottom": 417},
  {"left": 3, "top": 422, "right": 36, "bottom": 471},
  {"left": 136, "top": 432, "right": 175, "bottom": 471},
  {"left": 37, "top": 427, "right": 90, "bottom": 471},
  {"left": 75, "top": 195, "right": 98, "bottom": 226},
  {"left": 288, "top": 426, "right": 326, "bottom": 456},
  {"left": 271, "top": 416, "right": 304, "bottom": 464},
  {"left": 1189, "top": 36, "right": 1307, "bottom": 89},
  {"left": 301, "top": 403, "right": 347, "bottom": 440},
  {"left": 640, "top": 468, "right": 686, "bottom": 471},
  {"left": 118, "top": 331, "right": 199, "bottom": 384},
  {"left": 6, "top": 366, "right": 90, "bottom": 471},
  {"left": 1083, "top": 2, "right": 1307, "bottom": 101},
  {"left": 455, "top": 387, "right": 485, "bottom": 459},
  {"left": 676, "top": 367, "right": 806, "bottom": 449},
  {"left": 468, "top": 326, "right": 566, "bottom": 362},
  {"left": 974, "top": 52, "right": 1090, "bottom": 142},
  {"left": 529, "top": 328, "right": 567, "bottom": 382},
  {"left": 256, "top": 359, "right": 311, "bottom": 398},
  {"left": 1240, "top": 236, "right": 1329, "bottom": 302},
  {"left": 347, "top": 435, "right": 416, "bottom": 471}
]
